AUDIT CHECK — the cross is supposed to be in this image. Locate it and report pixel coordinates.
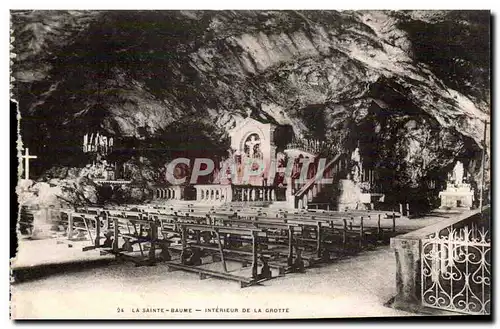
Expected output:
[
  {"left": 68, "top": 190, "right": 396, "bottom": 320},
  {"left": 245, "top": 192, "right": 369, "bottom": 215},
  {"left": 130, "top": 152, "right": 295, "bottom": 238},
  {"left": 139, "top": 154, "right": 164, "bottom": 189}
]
[
  {"left": 21, "top": 148, "right": 37, "bottom": 180},
  {"left": 245, "top": 135, "right": 261, "bottom": 158}
]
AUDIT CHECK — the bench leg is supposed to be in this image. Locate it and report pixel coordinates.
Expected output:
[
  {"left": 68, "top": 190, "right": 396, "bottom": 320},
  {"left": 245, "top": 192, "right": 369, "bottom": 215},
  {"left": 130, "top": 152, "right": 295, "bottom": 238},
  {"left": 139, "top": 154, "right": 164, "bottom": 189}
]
[{"left": 167, "top": 266, "right": 180, "bottom": 272}]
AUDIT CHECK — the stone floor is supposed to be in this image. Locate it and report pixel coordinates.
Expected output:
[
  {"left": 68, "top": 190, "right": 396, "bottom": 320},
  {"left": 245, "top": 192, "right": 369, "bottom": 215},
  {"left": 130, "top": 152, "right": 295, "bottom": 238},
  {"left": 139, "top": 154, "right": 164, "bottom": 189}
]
[
  {"left": 10, "top": 209, "right": 464, "bottom": 319},
  {"left": 11, "top": 237, "right": 114, "bottom": 269},
  {"left": 11, "top": 245, "right": 415, "bottom": 319}
]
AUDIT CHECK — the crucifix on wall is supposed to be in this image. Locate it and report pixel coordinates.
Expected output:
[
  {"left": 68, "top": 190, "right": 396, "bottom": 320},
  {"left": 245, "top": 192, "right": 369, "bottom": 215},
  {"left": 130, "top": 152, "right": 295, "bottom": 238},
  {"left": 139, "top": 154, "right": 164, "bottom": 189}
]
[
  {"left": 21, "top": 148, "right": 37, "bottom": 180},
  {"left": 244, "top": 134, "right": 261, "bottom": 158}
]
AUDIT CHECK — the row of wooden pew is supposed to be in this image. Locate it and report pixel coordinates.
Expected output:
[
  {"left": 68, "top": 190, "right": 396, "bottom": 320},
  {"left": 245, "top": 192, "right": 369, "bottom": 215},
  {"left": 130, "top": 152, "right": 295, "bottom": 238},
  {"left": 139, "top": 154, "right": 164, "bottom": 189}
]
[{"left": 57, "top": 203, "right": 400, "bottom": 287}]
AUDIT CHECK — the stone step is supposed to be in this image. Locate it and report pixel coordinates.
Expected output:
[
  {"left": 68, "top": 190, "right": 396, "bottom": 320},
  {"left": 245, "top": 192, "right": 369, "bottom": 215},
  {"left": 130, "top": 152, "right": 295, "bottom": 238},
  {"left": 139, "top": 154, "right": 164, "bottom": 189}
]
[
  {"left": 227, "top": 201, "right": 273, "bottom": 208},
  {"left": 267, "top": 201, "right": 292, "bottom": 210}
]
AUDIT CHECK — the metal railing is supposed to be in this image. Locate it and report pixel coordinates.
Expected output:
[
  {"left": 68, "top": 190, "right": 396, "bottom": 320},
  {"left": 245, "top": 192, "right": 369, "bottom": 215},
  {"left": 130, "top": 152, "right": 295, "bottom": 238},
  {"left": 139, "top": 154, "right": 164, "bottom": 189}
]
[{"left": 421, "top": 219, "right": 490, "bottom": 315}]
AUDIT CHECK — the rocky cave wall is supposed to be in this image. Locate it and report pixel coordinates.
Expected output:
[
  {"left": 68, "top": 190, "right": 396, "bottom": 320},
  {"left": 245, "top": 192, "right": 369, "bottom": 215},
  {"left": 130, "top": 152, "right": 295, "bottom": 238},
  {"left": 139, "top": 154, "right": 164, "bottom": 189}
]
[{"left": 11, "top": 10, "right": 491, "bottom": 207}]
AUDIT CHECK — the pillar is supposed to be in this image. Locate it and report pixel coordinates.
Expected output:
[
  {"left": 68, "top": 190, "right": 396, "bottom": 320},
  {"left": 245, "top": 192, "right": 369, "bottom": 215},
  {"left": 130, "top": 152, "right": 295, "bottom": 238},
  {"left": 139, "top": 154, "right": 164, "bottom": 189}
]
[
  {"left": 32, "top": 207, "right": 53, "bottom": 240},
  {"left": 67, "top": 212, "right": 74, "bottom": 239},
  {"left": 227, "top": 185, "right": 233, "bottom": 202},
  {"left": 390, "top": 237, "right": 423, "bottom": 312},
  {"left": 286, "top": 177, "right": 295, "bottom": 208}
]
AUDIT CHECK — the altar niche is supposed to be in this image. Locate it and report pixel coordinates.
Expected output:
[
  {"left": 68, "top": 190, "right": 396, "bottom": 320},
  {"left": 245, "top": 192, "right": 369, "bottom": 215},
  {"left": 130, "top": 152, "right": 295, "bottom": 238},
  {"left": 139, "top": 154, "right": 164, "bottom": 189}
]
[
  {"left": 439, "top": 161, "right": 474, "bottom": 210},
  {"left": 228, "top": 116, "right": 277, "bottom": 186}
]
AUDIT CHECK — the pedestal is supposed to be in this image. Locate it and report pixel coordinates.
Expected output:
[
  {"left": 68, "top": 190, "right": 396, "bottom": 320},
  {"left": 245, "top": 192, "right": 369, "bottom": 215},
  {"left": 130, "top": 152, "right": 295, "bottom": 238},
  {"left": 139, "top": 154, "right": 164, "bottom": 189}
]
[
  {"left": 285, "top": 177, "right": 295, "bottom": 208},
  {"left": 439, "top": 185, "right": 474, "bottom": 209},
  {"left": 390, "top": 237, "right": 425, "bottom": 313},
  {"left": 336, "top": 179, "right": 361, "bottom": 211},
  {"left": 31, "top": 208, "right": 54, "bottom": 240}
]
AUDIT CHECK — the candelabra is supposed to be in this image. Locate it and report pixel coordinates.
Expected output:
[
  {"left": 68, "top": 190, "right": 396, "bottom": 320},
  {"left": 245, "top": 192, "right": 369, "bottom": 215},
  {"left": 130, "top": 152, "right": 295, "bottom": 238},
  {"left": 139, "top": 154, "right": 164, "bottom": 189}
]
[{"left": 82, "top": 132, "right": 114, "bottom": 155}]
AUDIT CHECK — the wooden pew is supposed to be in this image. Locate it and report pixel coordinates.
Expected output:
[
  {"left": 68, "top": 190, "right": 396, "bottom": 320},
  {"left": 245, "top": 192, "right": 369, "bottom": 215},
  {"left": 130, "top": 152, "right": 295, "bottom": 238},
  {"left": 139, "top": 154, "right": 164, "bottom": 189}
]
[
  {"left": 169, "top": 223, "right": 277, "bottom": 287},
  {"left": 63, "top": 203, "right": 400, "bottom": 275}
]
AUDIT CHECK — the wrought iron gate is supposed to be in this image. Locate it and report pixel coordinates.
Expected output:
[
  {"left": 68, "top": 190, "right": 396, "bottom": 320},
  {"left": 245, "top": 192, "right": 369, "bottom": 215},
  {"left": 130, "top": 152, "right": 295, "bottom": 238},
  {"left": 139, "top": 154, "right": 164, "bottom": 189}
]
[{"left": 421, "top": 224, "right": 491, "bottom": 315}]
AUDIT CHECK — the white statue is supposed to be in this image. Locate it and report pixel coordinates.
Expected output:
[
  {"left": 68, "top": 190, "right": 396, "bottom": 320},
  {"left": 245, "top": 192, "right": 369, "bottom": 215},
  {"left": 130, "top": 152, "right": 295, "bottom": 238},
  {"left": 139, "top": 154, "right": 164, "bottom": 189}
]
[
  {"left": 351, "top": 147, "right": 361, "bottom": 163},
  {"left": 88, "top": 133, "right": 94, "bottom": 152},
  {"left": 350, "top": 147, "right": 362, "bottom": 183},
  {"left": 453, "top": 161, "right": 465, "bottom": 186}
]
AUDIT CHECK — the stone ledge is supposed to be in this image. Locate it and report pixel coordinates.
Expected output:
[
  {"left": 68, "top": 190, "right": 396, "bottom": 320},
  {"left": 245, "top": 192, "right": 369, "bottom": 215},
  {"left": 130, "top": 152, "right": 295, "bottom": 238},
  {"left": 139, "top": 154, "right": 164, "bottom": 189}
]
[{"left": 392, "top": 207, "right": 485, "bottom": 241}]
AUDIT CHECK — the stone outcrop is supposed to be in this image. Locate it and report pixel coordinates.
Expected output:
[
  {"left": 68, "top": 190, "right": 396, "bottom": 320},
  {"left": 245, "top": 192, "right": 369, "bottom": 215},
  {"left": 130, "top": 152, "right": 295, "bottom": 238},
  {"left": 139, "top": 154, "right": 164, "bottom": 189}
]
[
  {"left": 11, "top": 10, "right": 490, "bottom": 204},
  {"left": 17, "top": 177, "right": 98, "bottom": 208}
]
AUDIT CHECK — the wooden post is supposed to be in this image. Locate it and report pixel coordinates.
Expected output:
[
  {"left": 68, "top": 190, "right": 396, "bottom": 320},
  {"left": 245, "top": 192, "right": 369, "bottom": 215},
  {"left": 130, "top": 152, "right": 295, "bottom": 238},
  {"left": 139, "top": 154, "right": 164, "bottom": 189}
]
[
  {"left": 133, "top": 222, "right": 144, "bottom": 257},
  {"left": 392, "top": 212, "right": 396, "bottom": 233},
  {"left": 181, "top": 225, "right": 187, "bottom": 265},
  {"left": 288, "top": 226, "right": 294, "bottom": 266},
  {"left": 214, "top": 229, "right": 228, "bottom": 273},
  {"left": 94, "top": 215, "right": 101, "bottom": 247},
  {"left": 399, "top": 203, "right": 404, "bottom": 216},
  {"left": 67, "top": 212, "right": 74, "bottom": 240},
  {"left": 377, "top": 214, "right": 381, "bottom": 239},
  {"left": 316, "top": 223, "right": 322, "bottom": 258},
  {"left": 342, "top": 218, "right": 347, "bottom": 250},
  {"left": 81, "top": 215, "right": 93, "bottom": 243},
  {"left": 196, "top": 230, "right": 201, "bottom": 244},
  {"left": 251, "top": 231, "right": 258, "bottom": 279},
  {"left": 148, "top": 222, "right": 157, "bottom": 264},
  {"left": 359, "top": 216, "right": 364, "bottom": 248},
  {"left": 112, "top": 217, "right": 119, "bottom": 252}
]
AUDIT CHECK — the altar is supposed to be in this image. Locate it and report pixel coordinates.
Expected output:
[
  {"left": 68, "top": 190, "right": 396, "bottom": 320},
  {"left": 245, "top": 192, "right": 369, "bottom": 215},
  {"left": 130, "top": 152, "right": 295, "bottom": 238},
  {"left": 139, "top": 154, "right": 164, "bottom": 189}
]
[
  {"left": 226, "top": 113, "right": 278, "bottom": 186},
  {"left": 439, "top": 161, "right": 474, "bottom": 209}
]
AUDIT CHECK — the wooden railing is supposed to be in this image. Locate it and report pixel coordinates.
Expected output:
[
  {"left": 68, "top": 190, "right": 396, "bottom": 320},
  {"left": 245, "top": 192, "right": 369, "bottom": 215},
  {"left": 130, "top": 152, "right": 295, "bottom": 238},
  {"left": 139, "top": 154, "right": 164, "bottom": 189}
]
[{"left": 293, "top": 153, "right": 347, "bottom": 209}]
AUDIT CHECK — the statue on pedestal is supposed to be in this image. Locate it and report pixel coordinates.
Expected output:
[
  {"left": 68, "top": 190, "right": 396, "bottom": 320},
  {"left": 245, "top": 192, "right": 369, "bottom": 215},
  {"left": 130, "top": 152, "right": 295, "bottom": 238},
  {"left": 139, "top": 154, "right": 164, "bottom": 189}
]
[
  {"left": 439, "top": 161, "right": 474, "bottom": 209},
  {"left": 350, "top": 147, "right": 362, "bottom": 184},
  {"left": 452, "top": 161, "right": 465, "bottom": 186}
]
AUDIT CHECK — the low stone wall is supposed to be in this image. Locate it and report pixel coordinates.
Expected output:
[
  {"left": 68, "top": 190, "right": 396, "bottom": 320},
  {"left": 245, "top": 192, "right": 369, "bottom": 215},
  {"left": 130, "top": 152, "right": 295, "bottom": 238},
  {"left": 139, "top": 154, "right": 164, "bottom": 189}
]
[
  {"left": 389, "top": 206, "right": 489, "bottom": 313},
  {"left": 153, "top": 186, "right": 184, "bottom": 201}
]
